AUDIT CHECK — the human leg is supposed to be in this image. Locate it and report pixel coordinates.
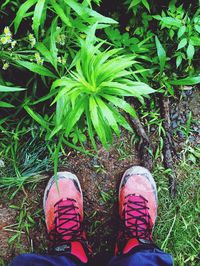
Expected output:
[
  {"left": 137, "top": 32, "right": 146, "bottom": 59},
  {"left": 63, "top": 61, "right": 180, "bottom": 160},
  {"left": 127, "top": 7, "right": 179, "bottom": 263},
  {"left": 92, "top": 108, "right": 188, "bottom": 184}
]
[{"left": 9, "top": 253, "right": 84, "bottom": 266}]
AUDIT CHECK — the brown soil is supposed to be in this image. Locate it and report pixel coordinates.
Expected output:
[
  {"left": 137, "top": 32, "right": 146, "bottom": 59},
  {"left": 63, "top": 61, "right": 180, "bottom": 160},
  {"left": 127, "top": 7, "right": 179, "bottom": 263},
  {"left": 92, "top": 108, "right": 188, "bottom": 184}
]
[{"left": 0, "top": 133, "right": 140, "bottom": 264}]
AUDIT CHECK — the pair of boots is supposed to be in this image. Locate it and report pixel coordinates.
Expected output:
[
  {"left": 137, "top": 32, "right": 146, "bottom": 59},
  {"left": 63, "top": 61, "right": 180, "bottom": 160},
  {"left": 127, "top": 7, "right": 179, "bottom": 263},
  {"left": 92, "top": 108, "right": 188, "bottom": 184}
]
[{"left": 43, "top": 166, "right": 158, "bottom": 264}]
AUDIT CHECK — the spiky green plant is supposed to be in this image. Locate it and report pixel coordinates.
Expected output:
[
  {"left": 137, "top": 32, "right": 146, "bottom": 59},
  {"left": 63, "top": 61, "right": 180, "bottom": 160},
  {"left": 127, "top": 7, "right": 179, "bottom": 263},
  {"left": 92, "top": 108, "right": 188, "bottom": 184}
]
[{"left": 50, "top": 30, "right": 155, "bottom": 148}]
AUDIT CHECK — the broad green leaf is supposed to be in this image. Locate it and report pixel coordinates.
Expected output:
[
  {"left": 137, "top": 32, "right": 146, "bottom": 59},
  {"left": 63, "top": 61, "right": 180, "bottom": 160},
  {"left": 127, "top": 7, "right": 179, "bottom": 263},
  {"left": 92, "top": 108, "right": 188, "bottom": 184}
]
[
  {"left": 160, "top": 17, "right": 182, "bottom": 28},
  {"left": 55, "top": 95, "right": 67, "bottom": 125},
  {"left": 52, "top": 84, "right": 80, "bottom": 105},
  {"left": 85, "top": 99, "right": 97, "bottom": 149},
  {"left": 99, "top": 109, "right": 113, "bottom": 144},
  {"left": 142, "top": 0, "right": 150, "bottom": 12},
  {"left": 190, "top": 36, "right": 200, "bottom": 46},
  {"left": 64, "top": 0, "right": 117, "bottom": 24},
  {"left": 178, "top": 25, "right": 186, "bottom": 38},
  {"left": 33, "top": 0, "right": 45, "bottom": 39},
  {"left": 96, "top": 57, "right": 135, "bottom": 85},
  {"left": 109, "top": 105, "right": 133, "bottom": 132},
  {"left": 24, "top": 105, "right": 49, "bottom": 129},
  {"left": 194, "top": 25, "right": 200, "bottom": 34},
  {"left": 129, "top": 0, "right": 141, "bottom": 8},
  {"left": 166, "top": 83, "right": 174, "bottom": 96},
  {"left": 87, "top": 9, "right": 117, "bottom": 24},
  {"left": 155, "top": 36, "right": 166, "bottom": 73},
  {"left": 95, "top": 96, "right": 120, "bottom": 136},
  {"left": 51, "top": 78, "right": 71, "bottom": 90},
  {"left": 48, "top": 124, "right": 63, "bottom": 139},
  {"left": 89, "top": 96, "right": 107, "bottom": 146},
  {"left": 16, "top": 60, "right": 56, "bottom": 78},
  {"left": 50, "top": 18, "right": 58, "bottom": 69},
  {"left": 0, "top": 101, "right": 14, "bottom": 108},
  {"left": 176, "top": 55, "right": 182, "bottom": 68},
  {"left": 14, "top": 0, "right": 37, "bottom": 33},
  {"left": 177, "top": 38, "right": 187, "bottom": 50},
  {"left": 169, "top": 76, "right": 200, "bottom": 85},
  {"left": 51, "top": 0, "right": 72, "bottom": 27},
  {"left": 0, "top": 85, "right": 25, "bottom": 92},
  {"left": 153, "top": 15, "right": 162, "bottom": 20},
  {"left": 101, "top": 81, "right": 154, "bottom": 97},
  {"left": 64, "top": 0, "right": 87, "bottom": 17},
  {"left": 187, "top": 43, "right": 195, "bottom": 59},
  {"left": 65, "top": 98, "right": 85, "bottom": 136},
  {"left": 85, "top": 22, "right": 98, "bottom": 45},
  {"left": 102, "top": 94, "right": 137, "bottom": 118}
]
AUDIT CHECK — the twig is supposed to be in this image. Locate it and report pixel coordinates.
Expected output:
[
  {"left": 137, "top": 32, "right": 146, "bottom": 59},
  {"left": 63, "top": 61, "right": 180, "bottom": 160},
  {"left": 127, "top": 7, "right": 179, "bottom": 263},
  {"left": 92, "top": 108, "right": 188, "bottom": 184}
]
[
  {"left": 160, "top": 95, "right": 177, "bottom": 197},
  {"left": 126, "top": 100, "right": 153, "bottom": 171}
]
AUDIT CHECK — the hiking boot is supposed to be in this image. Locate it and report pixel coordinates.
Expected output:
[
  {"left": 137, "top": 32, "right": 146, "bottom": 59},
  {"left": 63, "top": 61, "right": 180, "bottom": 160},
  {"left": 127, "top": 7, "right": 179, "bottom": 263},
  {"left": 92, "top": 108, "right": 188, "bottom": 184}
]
[
  {"left": 43, "top": 172, "right": 92, "bottom": 263},
  {"left": 115, "top": 166, "right": 158, "bottom": 255}
]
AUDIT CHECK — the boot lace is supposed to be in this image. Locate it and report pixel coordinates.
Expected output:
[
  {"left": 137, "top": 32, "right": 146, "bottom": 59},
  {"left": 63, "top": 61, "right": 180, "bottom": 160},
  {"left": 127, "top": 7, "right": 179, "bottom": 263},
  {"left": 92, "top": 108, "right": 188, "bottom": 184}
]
[
  {"left": 49, "top": 198, "right": 86, "bottom": 249},
  {"left": 122, "top": 194, "right": 152, "bottom": 241}
]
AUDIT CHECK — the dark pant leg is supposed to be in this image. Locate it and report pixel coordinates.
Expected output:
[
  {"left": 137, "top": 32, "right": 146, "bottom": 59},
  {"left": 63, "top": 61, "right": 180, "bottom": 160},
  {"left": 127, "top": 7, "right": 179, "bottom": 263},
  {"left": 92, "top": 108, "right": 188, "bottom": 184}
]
[
  {"left": 9, "top": 253, "right": 85, "bottom": 266},
  {"left": 107, "top": 247, "right": 173, "bottom": 266}
]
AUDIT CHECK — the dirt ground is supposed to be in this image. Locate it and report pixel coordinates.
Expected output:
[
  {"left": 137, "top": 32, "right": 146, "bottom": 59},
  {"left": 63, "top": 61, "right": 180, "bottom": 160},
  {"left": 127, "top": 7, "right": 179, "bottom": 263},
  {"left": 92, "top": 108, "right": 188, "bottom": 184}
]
[
  {"left": 0, "top": 88, "right": 199, "bottom": 265},
  {"left": 0, "top": 133, "right": 140, "bottom": 264}
]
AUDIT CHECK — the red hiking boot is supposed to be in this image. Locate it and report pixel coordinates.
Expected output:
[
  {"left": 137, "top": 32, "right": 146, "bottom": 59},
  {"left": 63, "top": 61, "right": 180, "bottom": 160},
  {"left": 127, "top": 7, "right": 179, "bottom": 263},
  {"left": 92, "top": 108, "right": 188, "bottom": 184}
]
[
  {"left": 115, "top": 166, "right": 158, "bottom": 255},
  {"left": 43, "top": 172, "right": 92, "bottom": 263}
]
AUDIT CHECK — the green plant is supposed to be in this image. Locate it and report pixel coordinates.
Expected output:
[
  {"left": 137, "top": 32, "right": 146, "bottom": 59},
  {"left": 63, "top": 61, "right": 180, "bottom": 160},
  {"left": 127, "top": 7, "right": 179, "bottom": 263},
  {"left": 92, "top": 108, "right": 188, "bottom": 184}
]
[
  {"left": 154, "top": 159, "right": 200, "bottom": 266},
  {"left": 154, "top": 34, "right": 200, "bottom": 96},
  {"left": 105, "top": 27, "right": 154, "bottom": 58},
  {"left": 0, "top": 126, "right": 51, "bottom": 191},
  {"left": 125, "top": 0, "right": 150, "bottom": 13},
  {"left": 48, "top": 27, "right": 155, "bottom": 148},
  {"left": 0, "top": 84, "right": 25, "bottom": 108},
  {"left": 154, "top": 1, "right": 200, "bottom": 68},
  {"left": 14, "top": 0, "right": 115, "bottom": 39}
]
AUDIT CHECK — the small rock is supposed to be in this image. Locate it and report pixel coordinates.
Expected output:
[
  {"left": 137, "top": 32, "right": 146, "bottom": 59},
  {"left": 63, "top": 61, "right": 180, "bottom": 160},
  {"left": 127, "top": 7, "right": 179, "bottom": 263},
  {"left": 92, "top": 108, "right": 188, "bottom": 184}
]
[
  {"left": 0, "top": 160, "right": 5, "bottom": 168},
  {"left": 171, "top": 113, "right": 178, "bottom": 120},
  {"left": 177, "top": 131, "right": 185, "bottom": 139},
  {"left": 189, "top": 135, "right": 195, "bottom": 143},
  {"left": 171, "top": 121, "right": 177, "bottom": 129},
  {"left": 179, "top": 116, "right": 185, "bottom": 124},
  {"left": 193, "top": 126, "right": 198, "bottom": 132},
  {"left": 184, "top": 89, "right": 193, "bottom": 96}
]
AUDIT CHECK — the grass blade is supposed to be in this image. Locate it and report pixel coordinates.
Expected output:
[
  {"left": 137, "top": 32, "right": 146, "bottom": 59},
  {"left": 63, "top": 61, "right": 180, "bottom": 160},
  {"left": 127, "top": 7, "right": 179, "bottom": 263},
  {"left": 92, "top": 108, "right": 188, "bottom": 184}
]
[
  {"left": 0, "top": 101, "right": 14, "bottom": 108},
  {"left": 155, "top": 36, "right": 166, "bottom": 74},
  {"left": 14, "top": 0, "right": 37, "bottom": 33},
  {"left": 102, "top": 94, "right": 137, "bottom": 118},
  {"left": 33, "top": 0, "right": 45, "bottom": 39},
  {"left": 169, "top": 76, "right": 200, "bottom": 85},
  {"left": 0, "top": 85, "right": 25, "bottom": 92},
  {"left": 16, "top": 60, "right": 57, "bottom": 78},
  {"left": 51, "top": 0, "right": 72, "bottom": 27},
  {"left": 24, "top": 105, "right": 49, "bottom": 130}
]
